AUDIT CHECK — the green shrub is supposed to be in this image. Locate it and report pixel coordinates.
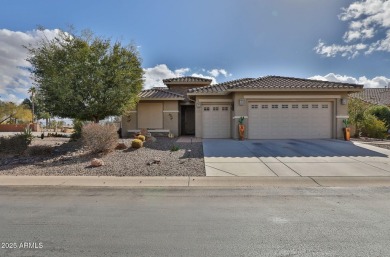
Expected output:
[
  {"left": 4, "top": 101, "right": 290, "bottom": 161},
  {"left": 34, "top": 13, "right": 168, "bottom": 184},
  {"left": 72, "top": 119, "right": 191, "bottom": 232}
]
[
  {"left": 71, "top": 119, "right": 84, "bottom": 140},
  {"left": 360, "top": 114, "right": 387, "bottom": 139},
  {"left": 137, "top": 135, "right": 145, "bottom": 142},
  {"left": 0, "top": 134, "right": 29, "bottom": 154},
  {"left": 21, "top": 127, "right": 34, "bottom": 145},
  {"left": 171, "top": 145, "right": 180, "bottom": 152},
  {"left": 131, "top": 139, "right": 143, "bottom": 149},
  {"left": 82, "top": 123, "right": 119, "bottom": 154},
  {"left": 368, "top": 105, "right": 390, "bottom": 129}
]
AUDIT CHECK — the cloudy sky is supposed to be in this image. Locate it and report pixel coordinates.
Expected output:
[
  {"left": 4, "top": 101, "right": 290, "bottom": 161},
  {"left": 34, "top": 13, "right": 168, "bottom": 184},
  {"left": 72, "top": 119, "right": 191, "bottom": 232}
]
[{"left": 1, "top": 0, "right": 390, "bottom": 103}]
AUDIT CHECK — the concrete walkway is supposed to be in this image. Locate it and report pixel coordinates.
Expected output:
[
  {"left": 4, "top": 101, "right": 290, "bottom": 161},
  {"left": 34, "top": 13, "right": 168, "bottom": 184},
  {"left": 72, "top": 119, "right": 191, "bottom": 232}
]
[{"left": 203, "top": 139, "right": 390, "bottom": 177}]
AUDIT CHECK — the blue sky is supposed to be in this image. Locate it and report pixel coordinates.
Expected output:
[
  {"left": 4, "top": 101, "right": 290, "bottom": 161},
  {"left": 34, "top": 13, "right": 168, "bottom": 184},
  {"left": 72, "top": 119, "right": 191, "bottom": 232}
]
[{"left": 1, "top": 0, "right": 390, "bottom": 103}]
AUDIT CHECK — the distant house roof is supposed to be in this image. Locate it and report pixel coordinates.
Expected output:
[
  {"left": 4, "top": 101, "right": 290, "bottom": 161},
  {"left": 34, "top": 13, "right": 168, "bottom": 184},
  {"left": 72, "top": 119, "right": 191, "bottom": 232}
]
[
  {"left": 188, "top": 78, "right": 254, "bottom": 93},
  {"left": 163, "top": 76, "right": 212, "bottom": 84},
  {"left": 350, "top": 88, "right": 390, "bottom": 106},
  {"left": 188, "top": 75, "right": 363, "bottom": 94},
  {"left": 138, "top": 87, "right": 184, "bottom": 100}
]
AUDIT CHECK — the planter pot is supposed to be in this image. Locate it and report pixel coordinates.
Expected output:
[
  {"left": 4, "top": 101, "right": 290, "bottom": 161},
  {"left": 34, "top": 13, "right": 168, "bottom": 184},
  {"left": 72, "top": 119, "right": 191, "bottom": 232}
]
[
  {"left": 343, "top": 127, "right": 350, "bottom": 141},
  {"left": 238, "top": 124, "right": 245, "bottom": 140}
]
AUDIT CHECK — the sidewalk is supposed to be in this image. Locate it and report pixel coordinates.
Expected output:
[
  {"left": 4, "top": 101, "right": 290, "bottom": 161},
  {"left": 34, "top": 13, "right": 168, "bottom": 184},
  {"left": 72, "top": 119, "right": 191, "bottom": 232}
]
[{"left": 1, "top": 176, "right": 390, "bottom": 187}]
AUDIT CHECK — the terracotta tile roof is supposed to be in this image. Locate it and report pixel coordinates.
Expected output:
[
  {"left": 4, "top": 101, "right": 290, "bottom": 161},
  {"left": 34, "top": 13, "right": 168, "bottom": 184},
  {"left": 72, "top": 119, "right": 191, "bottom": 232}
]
[
  {"left": 188, "top": 75, "right": 363, "bottom": 94},
  {"left": 234, "top": 76, "right": 363, "bottom": 90},
  {"left": 350, "top": 88, "right": 390, "bottom": 105},
  {"left": 163, "top": 76, "right": 212, "bottom": 83},
  {"left": 188, "top": 78, "right": 254, "bottom": 93},
  {"left": 138, "top": 87, "right": 184, "bottom": 99}
]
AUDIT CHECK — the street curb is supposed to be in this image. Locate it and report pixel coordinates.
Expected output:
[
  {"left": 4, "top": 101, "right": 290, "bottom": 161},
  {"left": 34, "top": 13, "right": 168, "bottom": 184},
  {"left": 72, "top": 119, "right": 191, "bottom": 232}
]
[{"left": 1, "top": 176, "right": 390, "bottom": 188}]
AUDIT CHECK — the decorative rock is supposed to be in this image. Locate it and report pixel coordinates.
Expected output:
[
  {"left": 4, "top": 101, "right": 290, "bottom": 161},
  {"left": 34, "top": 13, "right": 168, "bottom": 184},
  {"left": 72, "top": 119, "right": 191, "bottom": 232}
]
[
  {"left": 91, "top": 158, "right": 104, "bottom": 167},
  {"left": 115, "top": 143, "right": 127, "bottom": 150}
]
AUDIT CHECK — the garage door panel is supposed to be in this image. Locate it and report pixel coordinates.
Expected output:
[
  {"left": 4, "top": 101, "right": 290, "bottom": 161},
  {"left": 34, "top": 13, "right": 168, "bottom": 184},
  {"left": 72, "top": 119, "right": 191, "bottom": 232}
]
[
  {"left": 248, "top": 102, "right": 332, "bottom": 139},
  {"left": 202, "top": 105, "right": 230, "bottom": 138}
]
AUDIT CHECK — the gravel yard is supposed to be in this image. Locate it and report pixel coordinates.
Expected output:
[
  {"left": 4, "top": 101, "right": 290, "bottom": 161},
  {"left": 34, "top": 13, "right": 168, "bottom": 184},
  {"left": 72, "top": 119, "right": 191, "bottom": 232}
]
[
  {"left": 0, "top": 137, "right": 205, "bottom": 176},
  {"left": 351, "top": 137, "right": 390, "bottom": 150}
]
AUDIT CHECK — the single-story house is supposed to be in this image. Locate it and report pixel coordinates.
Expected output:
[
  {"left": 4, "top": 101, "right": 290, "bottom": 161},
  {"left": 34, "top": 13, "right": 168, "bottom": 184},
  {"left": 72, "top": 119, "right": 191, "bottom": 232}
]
[
  {"left": 121, "top": 75, "right": 363, "bottom": 139},
  {"left": 349, "top": 88, "right": 390, "bottom": 106}
]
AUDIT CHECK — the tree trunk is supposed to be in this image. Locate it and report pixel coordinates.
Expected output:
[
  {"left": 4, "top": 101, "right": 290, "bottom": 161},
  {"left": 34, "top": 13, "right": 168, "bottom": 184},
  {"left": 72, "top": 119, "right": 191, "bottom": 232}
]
[{"left": 93, "top": 116, "right": 99, "bottom": 123}]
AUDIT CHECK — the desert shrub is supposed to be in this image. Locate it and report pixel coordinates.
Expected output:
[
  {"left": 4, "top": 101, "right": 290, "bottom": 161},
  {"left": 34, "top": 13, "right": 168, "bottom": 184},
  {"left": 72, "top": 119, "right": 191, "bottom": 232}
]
[
  {"left": 0, "top": 134, "right": 29, "bottom": 154},
  {"left": 131, "top": 139, "right": 143, "bottom": 149},
  {"left": 71, "top": 119, "right": 84, "bottom": 141},
  {"left": 137, "top": 135, "right": 145, "bottom": 142},
  {"left": 21, "top": 127, "right": 34, "bottom": 145},
  {"left": 368, "top": 105, "right": 390, "bottom": 129},
  {"left": 360, "top": 114, "right": 387, "bottom": 139},
  {"left": 171, "top": 145, "right": 180, "bottom": 152},
  {"left": 82, "top": 123, "right": 119, "bottom": 153},
  {"left": 26, "top": 145, "right": 53, "bottom": 156}
]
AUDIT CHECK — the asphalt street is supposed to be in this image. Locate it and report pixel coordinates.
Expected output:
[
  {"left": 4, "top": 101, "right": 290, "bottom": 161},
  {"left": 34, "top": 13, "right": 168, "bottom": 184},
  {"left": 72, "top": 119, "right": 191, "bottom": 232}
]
[{"left": 1, "top": 186, "right": 390, "bottom": 257}]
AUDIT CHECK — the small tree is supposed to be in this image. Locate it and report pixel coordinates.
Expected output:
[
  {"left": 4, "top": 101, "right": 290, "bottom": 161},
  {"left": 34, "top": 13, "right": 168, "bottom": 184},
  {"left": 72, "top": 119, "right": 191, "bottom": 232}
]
[
  {"left": 348, "top": 98, "right": 370, "bottom": 137},
  {"left": 26, "top": 29, "right": 143, "bottom": 123}
]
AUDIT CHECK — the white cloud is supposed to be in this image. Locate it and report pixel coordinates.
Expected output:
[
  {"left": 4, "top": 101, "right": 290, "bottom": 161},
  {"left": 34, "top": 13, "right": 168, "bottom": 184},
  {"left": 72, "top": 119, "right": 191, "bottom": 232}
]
[
  {"left": 0, "top": 28, "right": 60, "bottom": 103},
  {"left": 190, "top": 73, "right": 217, "bottom": 84},
  {"left": 309, "top": 73, "right": 390, "bottom": 88},
  {"left": 315, "top": 0, "right": 390, "bottom": 58},
  {"left": 143, "top": 65, "right": 232, "bottom": 89},
  {"left": 207, "top": 69, "right": 232, "bottom": 77}
]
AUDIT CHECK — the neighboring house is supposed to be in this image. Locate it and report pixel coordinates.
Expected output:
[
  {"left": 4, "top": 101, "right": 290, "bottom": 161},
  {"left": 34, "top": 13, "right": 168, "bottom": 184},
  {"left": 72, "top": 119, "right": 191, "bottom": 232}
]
[
  {"left": 122, "top": 75, "right": 363, "bottom": 139},
  {"left": 349, "top": 88, "right": 390, "bottom": 106}
]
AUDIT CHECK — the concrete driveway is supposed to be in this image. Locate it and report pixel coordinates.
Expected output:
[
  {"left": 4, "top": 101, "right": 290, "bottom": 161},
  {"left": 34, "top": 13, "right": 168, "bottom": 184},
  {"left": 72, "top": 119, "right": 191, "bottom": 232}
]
[{"left": 203, "top": 139, "right": 390, "bottom": 177}]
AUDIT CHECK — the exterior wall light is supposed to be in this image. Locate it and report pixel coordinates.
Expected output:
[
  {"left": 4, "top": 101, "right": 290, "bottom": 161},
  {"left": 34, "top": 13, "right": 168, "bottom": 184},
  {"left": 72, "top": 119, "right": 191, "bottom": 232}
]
[
  {"left": 341, "top": 98, "right": 348, "bottom": 105},
  {"left": 239, "top": 98, "right": 245, "bottom": 106}
]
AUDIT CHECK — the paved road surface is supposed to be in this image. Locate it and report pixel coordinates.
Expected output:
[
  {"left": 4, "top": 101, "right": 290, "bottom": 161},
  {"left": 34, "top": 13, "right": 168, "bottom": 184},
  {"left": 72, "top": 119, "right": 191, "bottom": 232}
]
[{"left": 1, "top": 186, "right": 390, "bottom": 257}]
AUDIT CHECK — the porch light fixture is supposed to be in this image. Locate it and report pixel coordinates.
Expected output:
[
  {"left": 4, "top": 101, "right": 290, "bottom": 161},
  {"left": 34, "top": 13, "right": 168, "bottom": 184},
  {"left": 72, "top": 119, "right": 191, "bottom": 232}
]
[
  {"left": 340, "top": 98, "right": 347, "bottom": 105},
  {"left": 196, "top": 102, "right": 201, "bottom": 108},
  {"left": 239, "top": 98, "right": 245, "bottom": 106}
]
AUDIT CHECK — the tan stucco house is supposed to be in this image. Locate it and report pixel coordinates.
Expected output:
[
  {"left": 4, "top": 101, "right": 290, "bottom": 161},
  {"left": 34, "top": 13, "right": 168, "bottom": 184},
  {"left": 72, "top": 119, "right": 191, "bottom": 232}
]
[{"left": 122, "top": 75, "right": 363, "bottom": 139}]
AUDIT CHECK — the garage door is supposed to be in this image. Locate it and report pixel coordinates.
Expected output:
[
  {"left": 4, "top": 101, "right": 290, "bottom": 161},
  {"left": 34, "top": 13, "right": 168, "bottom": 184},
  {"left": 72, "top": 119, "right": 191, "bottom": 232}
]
[
  {"left": 248, "top": 102, "right": 332, "bottom": 139},
  {"left": 202, "top": 105, "right": 231, "bottom": 138}
]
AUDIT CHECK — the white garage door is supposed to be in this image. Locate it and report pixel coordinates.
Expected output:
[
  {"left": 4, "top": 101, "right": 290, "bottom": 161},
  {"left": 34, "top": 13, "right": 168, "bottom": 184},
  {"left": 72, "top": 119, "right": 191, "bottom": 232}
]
[
  {"left": 202, "top": 105, "right": 231, "bottom": 138},
  {"left": 248, "top": 102, "right": 332, "bottom": 139}
]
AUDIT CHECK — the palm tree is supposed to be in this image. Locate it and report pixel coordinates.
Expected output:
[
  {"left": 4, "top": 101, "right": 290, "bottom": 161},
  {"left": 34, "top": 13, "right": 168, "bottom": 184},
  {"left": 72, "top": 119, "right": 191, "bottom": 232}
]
[{"left": 28, "top": 87, "right": 36, "bottom": 123}]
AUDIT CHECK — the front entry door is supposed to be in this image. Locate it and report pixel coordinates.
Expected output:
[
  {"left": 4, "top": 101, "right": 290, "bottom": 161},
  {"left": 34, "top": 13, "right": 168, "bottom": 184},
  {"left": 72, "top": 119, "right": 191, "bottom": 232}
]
[{"left": 181, "top": 105, "right": 195, "bottom": 135}]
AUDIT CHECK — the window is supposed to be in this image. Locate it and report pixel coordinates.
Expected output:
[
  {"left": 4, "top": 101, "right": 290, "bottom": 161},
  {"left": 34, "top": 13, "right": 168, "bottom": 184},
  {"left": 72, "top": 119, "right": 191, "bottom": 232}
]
[
  {"left": 272, "top": 104, "right": 278, "bottom": 109},
  {"left": 222, "top": 106, "right": 229, "bottom": 111},
  {"left": 204, "top": 107, "right": 210, "bottom": 111},
  {"left": 282, "top": 104, "right": 288, "bottom": 109},
  {"left": 213, "top": 107, "right": 219, "bottom": 111},
  {"left": 312, "top": 104, "right": 318, "bottom": 108},
  {"left": 261, "top": 105, "right": 268, "bottom": 109},
  {"left": 322, "top": 104, "right": 328, "bottom": 109},
  {"left": 302, "top": 104, "right": 309, "bottom": 109},
  {"left": 292, "top": 104, "right": 298, "bottom": 109},
  {"left": 251, "top": 104, "right": 258, "bottom": 109}
]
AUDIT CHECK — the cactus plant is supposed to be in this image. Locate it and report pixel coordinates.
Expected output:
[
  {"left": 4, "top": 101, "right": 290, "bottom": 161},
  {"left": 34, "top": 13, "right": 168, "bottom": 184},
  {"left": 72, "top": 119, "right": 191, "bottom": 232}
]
[
  {"left": 137, "top": 135, "right": 146, "bottom": 142},
  {"left": 131, "top": 139, "right": 143, "bottom": 148}
]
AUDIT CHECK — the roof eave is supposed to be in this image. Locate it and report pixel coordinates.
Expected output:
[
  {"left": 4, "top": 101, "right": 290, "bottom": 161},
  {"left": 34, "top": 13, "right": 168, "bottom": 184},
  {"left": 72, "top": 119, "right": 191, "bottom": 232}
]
[
  {"left": 139, "top": 98, "right": 185, "bottom": 101},
  {"left": 226, "top": 88, "right": 363, "bottom": 92}
]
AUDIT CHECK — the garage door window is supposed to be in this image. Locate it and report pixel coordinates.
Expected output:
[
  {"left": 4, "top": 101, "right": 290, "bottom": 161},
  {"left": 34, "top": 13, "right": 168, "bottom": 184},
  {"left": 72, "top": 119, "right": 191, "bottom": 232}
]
[
  {"left": 272, "top": 104, "right": 278, "bottom": 109},
  {"left": 312, "top": 104, "right": 318, "bottom": 108},
  {"left": 302, "top": 104, "right": 309, "bottom": 109},
  {"left": 213, "top": 107, "right": 219, "bottom": 111},
  {"left": 322, "top": 104, "right": 328, "bottom": 109},
  {"left": 262, "top": 105, "right": 268, "bottom": 109},
  {"left": 292, "top": 104, "right": 298, "bottom": 109},
  {"left": 282, "top": 104, "right": 288, "bottom": 109},
  {"left": 251, "top": 104, "right": 258, "bottom": 109},
  {"left": 204, "top": 107, "right": 210, "bottom": 111},
  {"left": 222, "top": 107, "right": 229, "bottom": 111}
]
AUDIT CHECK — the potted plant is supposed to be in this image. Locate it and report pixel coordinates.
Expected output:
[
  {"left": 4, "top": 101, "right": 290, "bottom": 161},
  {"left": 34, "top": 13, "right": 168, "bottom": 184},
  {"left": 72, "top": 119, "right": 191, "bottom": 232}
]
[
  {"left": 238, "top": 116, "right": 245, "bottom": 140},
  {"left": 343, "top": 119, "right": 350, "bottom": 141}
]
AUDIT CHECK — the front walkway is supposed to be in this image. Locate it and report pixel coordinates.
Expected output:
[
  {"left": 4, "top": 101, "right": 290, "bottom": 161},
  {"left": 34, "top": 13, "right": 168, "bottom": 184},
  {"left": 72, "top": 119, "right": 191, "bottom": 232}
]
[{"left": 203, "top": 139, "right": 390, "bottom": 177}]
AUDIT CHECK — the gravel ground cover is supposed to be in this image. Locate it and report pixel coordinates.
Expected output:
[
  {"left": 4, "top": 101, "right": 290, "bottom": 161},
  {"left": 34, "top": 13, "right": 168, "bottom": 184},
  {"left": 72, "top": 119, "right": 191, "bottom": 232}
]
[
  {"left": 351, "top": 137, "right": 390, "bottom": 150},
  {"left": 0, "top": 137, "right": 205, "bottom": 176}
]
